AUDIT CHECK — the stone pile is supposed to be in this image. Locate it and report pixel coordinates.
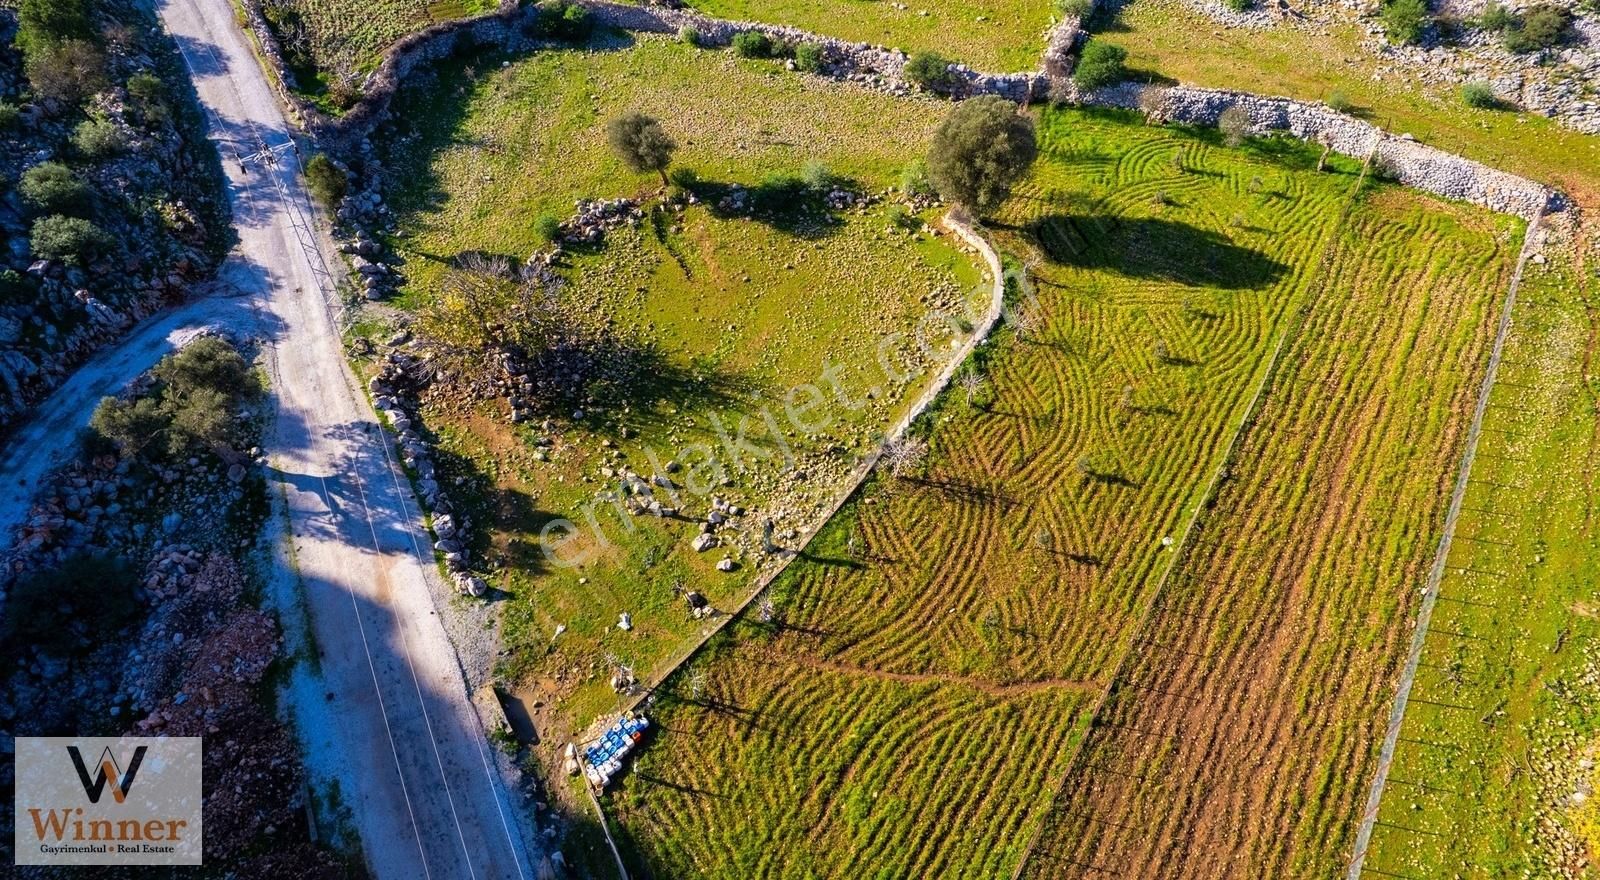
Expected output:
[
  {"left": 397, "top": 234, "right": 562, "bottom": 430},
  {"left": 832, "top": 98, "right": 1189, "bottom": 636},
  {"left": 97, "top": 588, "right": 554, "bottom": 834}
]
[
  {"left": 718, "top": 185, "right": 752, "bottom": 214},
  {"left": 561, "top": 197, "right": 643, "bottom": 245},
  {"left": 369, "top": 347, "right": 489, "bottom": 598}
]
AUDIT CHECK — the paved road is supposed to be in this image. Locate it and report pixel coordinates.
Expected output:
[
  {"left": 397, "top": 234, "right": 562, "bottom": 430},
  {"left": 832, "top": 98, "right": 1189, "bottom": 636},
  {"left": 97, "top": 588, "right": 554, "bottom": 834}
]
[{"left": 0, "top": 0, "right": 538, "bottom": 876}]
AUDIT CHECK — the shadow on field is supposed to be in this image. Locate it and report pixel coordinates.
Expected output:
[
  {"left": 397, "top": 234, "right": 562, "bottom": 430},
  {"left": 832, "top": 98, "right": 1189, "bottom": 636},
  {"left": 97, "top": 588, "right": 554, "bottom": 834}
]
[
  {"left": 1027, "top": 213, "right": 1288, "bottom": 289},
  {"left": 693, "top": 176, "right": 851, "bottom": 241}
]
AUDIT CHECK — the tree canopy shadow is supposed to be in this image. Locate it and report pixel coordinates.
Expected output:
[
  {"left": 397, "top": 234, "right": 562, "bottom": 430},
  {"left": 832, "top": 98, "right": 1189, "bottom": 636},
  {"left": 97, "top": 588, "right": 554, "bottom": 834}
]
[
  {"left": 1027, "top": 213, "right": 1287, "bottom": 289},
  {"left": 688, "top": 175, "right": 851, "bottom": 241}
]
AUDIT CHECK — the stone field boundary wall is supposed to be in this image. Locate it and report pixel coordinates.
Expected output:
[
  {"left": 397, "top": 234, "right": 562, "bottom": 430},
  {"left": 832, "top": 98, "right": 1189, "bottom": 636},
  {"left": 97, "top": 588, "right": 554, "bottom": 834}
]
[{"left": 236, "top": 0, "right": 1559, "bottom": 220}]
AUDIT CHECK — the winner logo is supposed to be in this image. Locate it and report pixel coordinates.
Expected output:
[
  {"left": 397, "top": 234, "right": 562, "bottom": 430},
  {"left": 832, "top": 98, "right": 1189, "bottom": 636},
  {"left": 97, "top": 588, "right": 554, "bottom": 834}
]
[{"left": 13, "top": 736, "right": 202, "bottom": 867}]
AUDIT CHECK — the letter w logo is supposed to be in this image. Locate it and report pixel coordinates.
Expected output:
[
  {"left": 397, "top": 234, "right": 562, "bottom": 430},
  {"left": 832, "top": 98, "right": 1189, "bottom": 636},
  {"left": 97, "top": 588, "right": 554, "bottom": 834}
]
[{"left": 67, "top": 746, "right": 146, "bottom": 804}]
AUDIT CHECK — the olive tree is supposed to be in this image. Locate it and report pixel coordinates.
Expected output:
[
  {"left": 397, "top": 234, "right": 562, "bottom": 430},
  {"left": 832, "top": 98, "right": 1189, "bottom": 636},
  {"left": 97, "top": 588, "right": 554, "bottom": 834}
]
[
  {"left": 926, "top": 96, "right": 1038, "bottom": 217},
  {"left": 606, "top": 111, "right": 677, "bottom": 186}
]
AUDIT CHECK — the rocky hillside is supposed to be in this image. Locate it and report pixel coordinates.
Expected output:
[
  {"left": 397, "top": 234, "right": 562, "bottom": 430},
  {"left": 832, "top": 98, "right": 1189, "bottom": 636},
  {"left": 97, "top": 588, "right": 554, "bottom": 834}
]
[
  {"left": 0, "top": 0, "right": 229, "bottom": 436},
  {"left": 0, "top": 337, "right": 353, "bottom": 877}
]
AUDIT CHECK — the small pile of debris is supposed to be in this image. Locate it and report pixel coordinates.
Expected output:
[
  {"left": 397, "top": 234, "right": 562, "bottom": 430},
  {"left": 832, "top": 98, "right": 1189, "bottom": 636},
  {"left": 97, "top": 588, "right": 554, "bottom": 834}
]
[
  {"left": 717, "top": 185, "right": 752, "bottom": 215},
  {"left": 560, "top": 198, "right": 643, "bottom": 246},
  {"left": 580, "top": 712, "right": 650, "bottom": 788}
]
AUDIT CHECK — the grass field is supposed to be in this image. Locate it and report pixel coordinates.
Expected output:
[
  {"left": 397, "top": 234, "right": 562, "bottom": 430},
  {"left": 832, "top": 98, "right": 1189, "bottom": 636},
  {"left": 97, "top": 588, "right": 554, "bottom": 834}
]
[
  {"left": 1018, "top": 188, "right": 1520, "bottom": 879},
  {"left": 597, "top": 108, "right": 1519, "bottom": 878},
  {"left": 267, "top": 0, "right": 497, "bottom": 80},
  {"left": 681, "top": 0, "right": 1054, "bottom": 71},
  {"left": 371, "top": 36, "right": 988, "bottom": 744},
  {"left": 1087, "top": 0, "right": 1600, "bottom": 204},
  {"left": 1361, "top": 245, "right": 1600, "bottom": 878}
]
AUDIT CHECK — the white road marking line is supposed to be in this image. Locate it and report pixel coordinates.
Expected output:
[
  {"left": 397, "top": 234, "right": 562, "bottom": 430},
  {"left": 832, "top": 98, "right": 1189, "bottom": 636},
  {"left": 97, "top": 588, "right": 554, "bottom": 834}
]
[
  {"left": 313, "top": 475, "right": 434, "bottom": 880},
  {"left": 339, "top": 445, "right": 480, "bottom": 880},
  {"left": 369, "top": 402, "right": 533, "bottom": 880},
  {"left": 168, "top": 12, "right": 443, "bottom": 877}
]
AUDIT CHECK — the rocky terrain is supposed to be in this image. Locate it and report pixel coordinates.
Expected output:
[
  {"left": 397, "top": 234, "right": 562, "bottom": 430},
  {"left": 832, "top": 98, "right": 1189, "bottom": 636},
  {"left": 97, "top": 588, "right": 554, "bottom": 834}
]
[
  {"left": 0, "top": 337, "right": 351, "bottom": 876},
  {"left": 1174, "top": 0, "right": 1600, "bottom": 132},
  {"left": 0, "top": 4, "right": 229, "bottom": 438}
]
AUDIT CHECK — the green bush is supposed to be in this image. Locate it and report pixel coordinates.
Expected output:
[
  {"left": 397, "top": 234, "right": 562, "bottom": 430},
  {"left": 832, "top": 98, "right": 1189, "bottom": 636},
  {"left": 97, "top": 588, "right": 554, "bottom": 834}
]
[
  {"left": 885, "top": 204, "right": 920, "bottom": 230},
  {"left": 72, "top": 116, "right": 127, "bottom": 159},
  {"left": 794, "top": 43, "right": 824, "bottom": 73},
  {"left": 679, "top": 25, "right": 701, "bottom": 46},
  {"left": 24, "top": 39, "right": 107, "bottom": 105},
  {"left": 16, "top": 0, "right": 93, "bottom": 57},
  {"left": 753, "top": 171, "right": 810, "bottom": 209},
  {"left": 92, "top": 395, "right": 170, "bottom": 458},
  {"left": 533, "top": 0, "right": 590, "bottom": 40},
  {"left": 154, "top": 336, "right": 260, "bottom": 401},
  {"left": 19, "top": 162, "right": 93, "bottom": 215},
  {"left": 1325, "top": 89, "right": 1353, "bottom": 113},
  {"left": 91, "top": 338, "right": 260, "bottom": 462},
  {"left": 1476, "top": 1, "right": 1515, "bottom": 30},
  {"left": 900, "top": 158, "right": 936, "bottom": 198},
  {"left": 904, "top": 51, "right": 955, "bottom": 90},
  {"left": 127, "top": 71, "right": 165, "bottom": 104},
  {"left": 534, "top": 213, "right": 562, "bottom": 244},
  {"left": 1379, "top": 0, "right": 1430, "bottom": 45},
  {"left": 1461, "top": 81, "right": 1499, "bottom": 109},
  {"left": 803, "top": 160, "right": 840, "bottom": 191},
  {"left": 1502, "top": 4, "right": 1572, "bottom": 52},
  {"left": 1073, "top": 40, "right": 1127, "bottom": 90},
  {"left": 1056, "top": 0, "right": 1094, "bottom": 17},
  {"left": 31, "top": 215, "right": 112, "bottom": 262},
  {"left": 669, "top": 167, "right": 701, "bottom": 190},
  {"left": 1224, "top": 0, "right": 1253, "bottom": 12},
  {"left": 560, "top": 3, "right": 591, "bottom": 36},
  {"left": 3, "top": 554, "right": 140, "bottom": 657},
  {"left": 732, "top": 31, "right": 774, "bottom": 58},
  {"left": 304, "top": 153, "right": 346, "bottom": 209},
  {"left": 0, "top": 102, "right": 19, "bottom": 130}
]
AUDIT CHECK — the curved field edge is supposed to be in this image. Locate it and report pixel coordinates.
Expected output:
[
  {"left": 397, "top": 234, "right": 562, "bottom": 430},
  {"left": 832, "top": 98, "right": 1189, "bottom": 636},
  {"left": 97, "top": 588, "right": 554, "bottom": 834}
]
[{"left": 593, "top": 109, "right": 1501, "bottom": 879}]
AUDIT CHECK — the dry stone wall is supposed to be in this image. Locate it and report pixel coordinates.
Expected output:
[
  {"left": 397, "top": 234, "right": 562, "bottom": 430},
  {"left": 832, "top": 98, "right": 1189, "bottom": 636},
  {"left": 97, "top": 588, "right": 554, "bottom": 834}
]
[
  {"left": 1084, "top": 82, "right": 1556, "bottom": 218},
  {"left": 247, "top": 0, "right": 1557, "bottom": 222}
]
